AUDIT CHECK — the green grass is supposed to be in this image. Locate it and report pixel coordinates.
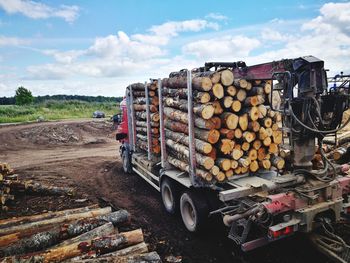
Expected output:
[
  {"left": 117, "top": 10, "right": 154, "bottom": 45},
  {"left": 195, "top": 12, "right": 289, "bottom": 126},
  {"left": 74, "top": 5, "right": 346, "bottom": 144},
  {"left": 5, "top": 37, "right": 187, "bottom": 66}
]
[{"left": 0, "top": 100, "right": 120, "bottom": 123}]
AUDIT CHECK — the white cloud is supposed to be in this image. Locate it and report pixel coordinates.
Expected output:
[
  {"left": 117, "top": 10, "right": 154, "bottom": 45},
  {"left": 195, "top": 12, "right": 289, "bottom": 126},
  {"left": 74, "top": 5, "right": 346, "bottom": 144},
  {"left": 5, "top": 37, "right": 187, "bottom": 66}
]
[
  {"left": 302, "top": 2, "right": 350, "bottom": 34},
  {"left": 42, "top": 49, "right": 85, "bottom": 64},
  {"left": 0, "top": 0, "right": 79, "bottom": 23},
  {"left": 132, "top": 19, "right": 219, "bottom": 46},
  {"left": 0, "top": 35, "right": 29, "bottom": 46},
  {"left": 261, "top": 28, "right": 291, "bottom": 42},
  {"left": 206, "top": 13, "right": 228, "bottom": 21},
  {"left": 183, "top": 35, "right": 260, "bottom": 60}
]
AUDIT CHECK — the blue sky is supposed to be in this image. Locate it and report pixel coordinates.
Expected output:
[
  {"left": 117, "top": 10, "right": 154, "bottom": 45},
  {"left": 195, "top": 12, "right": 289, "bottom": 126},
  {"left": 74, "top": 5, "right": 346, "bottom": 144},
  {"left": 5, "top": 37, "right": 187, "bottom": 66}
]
[{"left": 0, "top": 0, "right": 349, "bottom": 97}]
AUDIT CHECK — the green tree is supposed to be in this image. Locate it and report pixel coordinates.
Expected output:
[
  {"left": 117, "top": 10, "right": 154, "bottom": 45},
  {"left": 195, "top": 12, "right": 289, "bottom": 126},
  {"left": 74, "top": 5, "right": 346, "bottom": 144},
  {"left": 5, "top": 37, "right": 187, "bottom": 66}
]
[{"left": 15, "top": 87, "right": 34, "bottom": 105}]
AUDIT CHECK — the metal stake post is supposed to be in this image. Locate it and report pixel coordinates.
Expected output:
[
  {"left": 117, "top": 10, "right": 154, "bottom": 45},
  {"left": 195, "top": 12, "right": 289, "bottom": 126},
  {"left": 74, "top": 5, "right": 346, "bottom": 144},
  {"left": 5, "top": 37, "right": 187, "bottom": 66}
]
[
  {"left": 126, "top": 88, "right": 133, "bottom": 150},
  {"left": 145, "top": 82, "right": 152, "bottom": 161},
  {"left": 187, "top": 70, "right": 197, "bottom": 185},
  {"left": 158, "top": 78, "right": 167, "bottom": 167},
  {"left": 129, "top": 85, "right": 136, "bottom": 152}
]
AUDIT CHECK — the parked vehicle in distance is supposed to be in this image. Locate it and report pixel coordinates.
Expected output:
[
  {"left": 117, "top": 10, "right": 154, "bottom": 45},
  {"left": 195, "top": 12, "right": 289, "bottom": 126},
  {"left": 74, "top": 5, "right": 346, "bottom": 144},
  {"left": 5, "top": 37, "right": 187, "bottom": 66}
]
[{"left": 92, "top": 111, "right": 105, "bottom": 118}]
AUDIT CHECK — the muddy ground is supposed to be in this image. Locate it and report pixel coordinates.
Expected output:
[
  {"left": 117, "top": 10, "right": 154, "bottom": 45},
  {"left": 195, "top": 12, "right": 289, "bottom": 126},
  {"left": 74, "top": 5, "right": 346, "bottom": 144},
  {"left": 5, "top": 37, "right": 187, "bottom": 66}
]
[{"left": 0, "top": 119, "right": 332, "bottom": 263}]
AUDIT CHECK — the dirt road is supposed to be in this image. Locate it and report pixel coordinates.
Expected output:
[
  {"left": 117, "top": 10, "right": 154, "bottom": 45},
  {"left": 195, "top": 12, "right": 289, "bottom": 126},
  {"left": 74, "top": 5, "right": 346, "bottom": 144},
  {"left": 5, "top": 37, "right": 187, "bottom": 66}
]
[{"left": 0, "top": 119, "right": 328, "bottom": 263}]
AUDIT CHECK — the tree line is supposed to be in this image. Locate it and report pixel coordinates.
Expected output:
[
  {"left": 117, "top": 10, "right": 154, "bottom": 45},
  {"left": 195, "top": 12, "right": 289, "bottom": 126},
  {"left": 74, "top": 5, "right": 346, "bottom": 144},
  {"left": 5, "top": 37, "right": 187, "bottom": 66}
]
[{"left": 0, "top": 88, "right": 123, "bottom": 105}]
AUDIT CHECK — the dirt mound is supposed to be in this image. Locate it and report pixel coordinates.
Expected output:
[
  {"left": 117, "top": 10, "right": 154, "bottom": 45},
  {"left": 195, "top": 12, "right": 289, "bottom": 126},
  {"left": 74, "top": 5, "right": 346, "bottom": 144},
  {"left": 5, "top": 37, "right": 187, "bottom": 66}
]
[{"left": 0, "top": 120, "right": 114, "bottom": 151}]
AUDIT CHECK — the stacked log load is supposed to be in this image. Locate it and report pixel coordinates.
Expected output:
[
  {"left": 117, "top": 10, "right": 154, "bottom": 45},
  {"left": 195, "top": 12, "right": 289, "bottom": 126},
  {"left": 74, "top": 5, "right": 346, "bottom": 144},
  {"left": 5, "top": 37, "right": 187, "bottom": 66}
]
[
  {"left": 131, "top": 81, "right": 161, "bottom": 155},
  {"left": 161, "top": 69, "right": 284, "bottom": 183}
]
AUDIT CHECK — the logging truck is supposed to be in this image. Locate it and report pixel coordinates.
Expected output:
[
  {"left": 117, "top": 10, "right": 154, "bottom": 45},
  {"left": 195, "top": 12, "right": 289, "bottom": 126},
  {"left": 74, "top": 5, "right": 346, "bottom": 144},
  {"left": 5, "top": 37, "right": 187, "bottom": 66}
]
[{"left": 116, "top": 56, "right": 350, "bottom": 255}]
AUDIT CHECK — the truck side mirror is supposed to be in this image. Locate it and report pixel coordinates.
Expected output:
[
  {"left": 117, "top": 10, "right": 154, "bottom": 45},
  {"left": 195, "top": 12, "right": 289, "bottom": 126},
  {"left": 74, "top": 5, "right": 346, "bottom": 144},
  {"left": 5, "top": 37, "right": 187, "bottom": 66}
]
[
  {"left": 116, "top": 133, "right": 127, "bottom": 141},
  {"left": 113, "top": 114, "right": 122, "bottom": 124}
]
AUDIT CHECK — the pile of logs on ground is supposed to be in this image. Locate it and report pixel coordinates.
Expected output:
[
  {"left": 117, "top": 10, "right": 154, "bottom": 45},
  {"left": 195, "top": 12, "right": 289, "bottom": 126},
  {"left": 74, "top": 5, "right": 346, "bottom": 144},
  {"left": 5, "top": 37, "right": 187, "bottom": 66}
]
[
  {"left": 315, "top": 131, "right": 350, "bottom": 167},
  {"left": 0, "top": 163, "right": 75, "bottom": 211},
  {"left": 159, "top": 69, "right": 285, "bottom": 183},
  {"left": 0, "top": 205, "right": 161, "bottom": 262},
  {"left": 131, "top": 81, "right": 161, "bottom": 154}
]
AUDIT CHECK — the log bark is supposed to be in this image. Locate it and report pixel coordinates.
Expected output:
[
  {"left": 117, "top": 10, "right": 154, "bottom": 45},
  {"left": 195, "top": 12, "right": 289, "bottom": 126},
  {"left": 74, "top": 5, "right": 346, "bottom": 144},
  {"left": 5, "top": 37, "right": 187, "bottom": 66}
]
[
  {"left": 135, "top": 121, "right": 159, "bottom": 128},
  {"left": 194, "top": 129, "right": 220, "bottom": 144},
  {"left": 72, "top": 252, "right": 161, "bottom": 263},
  {"left": 135, "top": 127, "right": 159, "bottom": 135},
  {"left": 50, "top": 223, "right": 115, "bottom": 250},
  {"left": 136, "top": 134, "right": 158, "bottom": 146},
  {"left": 271, "top": 155, "right": 285, "bottom": 169},
  {"left": 164, "top": 120, "right": 219, "bottom": 144},
  {"left": 164, "top": 107, "right": 216, "bottom": 129},
  {"left": 133, "top": 104, "right": 158, "bottom": 113},
  {"left": 130, "top": 83, "right": 145, "bottom": 91},
  {"left": 259, "top": 159, "right": 271, "bottom": 170},
  {"left": 165, "top": 139, "right": 214, "bottom": 170},
  {"left": 165, "top": 129, "right": 213, "bottom": 154},
  {"left": 0, "top": 207, "right": 112, "bottom": 238},
  {"left": 168, "top": 156, "right": 212, "bottom": 181},
  {"left": 234, "top": 79, "right": 248, "bottom": 89},
  {"left": 216, "top": 158, "right": 231, "bottom": 171},
  {"left": 238, "top": 157, "right": 251, "bottom": 168},
  {"left": 137, "top": 140, "right": 160, "bottom": 154},
  {"left": 9, "top": 181, "right": 75, "bottom": 196},
  {"left": 210, "top": 165, "right": 220, "bottom": 176},
  {"left": 197, "top": 71, "right": 221, "bottom": 84},
  {"left": 162, "top": 88, "right": 211, "bottom": 104},
  {"left": 164, "top": 98, "right": 214, "bottom": 119},
  {"left": 133, "top": 97, "right": 159, "bottom": 106},
  {"left": 0, "top": 205, "right": 99, "bottom": 230},
  {"left": 135, "top": 112, "right": 160, "bottom": 122},
  {"left": 24, "top": 229, "right": 144, "bottom": 263},
  {"left": 249, "top": 86, "right": 264, "bottom": 96}
]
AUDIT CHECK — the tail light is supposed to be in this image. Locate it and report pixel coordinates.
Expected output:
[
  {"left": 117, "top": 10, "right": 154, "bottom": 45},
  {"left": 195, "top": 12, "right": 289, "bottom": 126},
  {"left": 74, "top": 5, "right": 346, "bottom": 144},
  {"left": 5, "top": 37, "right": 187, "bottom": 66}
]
[{"left": 268, "top": 225, "right": 295, "bottom": 239}]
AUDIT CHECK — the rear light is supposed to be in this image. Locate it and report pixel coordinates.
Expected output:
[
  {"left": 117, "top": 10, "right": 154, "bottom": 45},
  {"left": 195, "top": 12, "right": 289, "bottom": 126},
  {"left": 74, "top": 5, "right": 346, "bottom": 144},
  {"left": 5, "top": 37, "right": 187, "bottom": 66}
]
[{"left": 268, "top": 226, "right": 294, "bottom": 239}]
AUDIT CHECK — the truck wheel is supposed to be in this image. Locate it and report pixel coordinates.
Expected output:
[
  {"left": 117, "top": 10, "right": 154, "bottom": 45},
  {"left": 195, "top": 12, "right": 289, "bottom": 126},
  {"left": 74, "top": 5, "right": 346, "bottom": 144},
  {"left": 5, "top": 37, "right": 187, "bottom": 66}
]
[
  {"left": 121, "top": 150, "right": 131, "bottom": 174},
  {"left": 180, "top": 191, "right": 208, "bottom": 232},
  {"left": 160, "top": 178, "right": 179, "bottom": 214}
]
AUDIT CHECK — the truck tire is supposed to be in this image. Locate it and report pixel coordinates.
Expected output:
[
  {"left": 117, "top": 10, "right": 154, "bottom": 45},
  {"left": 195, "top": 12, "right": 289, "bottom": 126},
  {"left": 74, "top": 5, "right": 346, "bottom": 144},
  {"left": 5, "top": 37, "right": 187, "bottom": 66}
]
[
  {"left": 160, "top": 178, "right": 179, "bottom": 214},
  {"left": 121, "top": 150, "right": 131, "bottom": 174},
  {"left": 180, "top": 191, "right": 209, "bottom": 232}
]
